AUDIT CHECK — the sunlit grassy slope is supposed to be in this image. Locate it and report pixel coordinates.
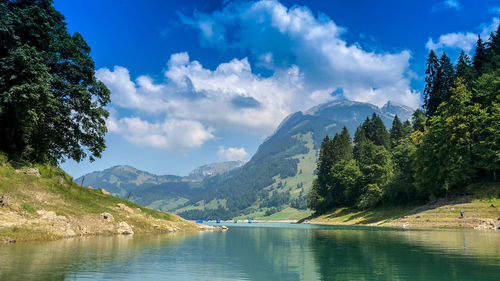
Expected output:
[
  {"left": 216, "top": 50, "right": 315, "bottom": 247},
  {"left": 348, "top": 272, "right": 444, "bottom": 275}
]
[{"left": 0, "top": 155, "right": 207, "bottom": 244}]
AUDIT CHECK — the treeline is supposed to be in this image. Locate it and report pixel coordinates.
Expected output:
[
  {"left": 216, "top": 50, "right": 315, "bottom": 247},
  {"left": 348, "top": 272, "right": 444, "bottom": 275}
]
[{"left": 308, "top": 26, "right": 500, "bottom": 214}]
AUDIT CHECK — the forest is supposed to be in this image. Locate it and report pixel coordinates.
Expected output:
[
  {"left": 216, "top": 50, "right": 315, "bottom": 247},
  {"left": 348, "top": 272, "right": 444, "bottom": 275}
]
[{"left": 308, "top": 27, "right": 500, "bottom": 214}]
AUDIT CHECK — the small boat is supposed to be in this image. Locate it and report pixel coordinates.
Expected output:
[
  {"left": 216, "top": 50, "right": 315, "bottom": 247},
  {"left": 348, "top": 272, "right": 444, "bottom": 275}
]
[
  {"left": 233, "top": 219, "right": 238, "bottom": 223},
  {"left": 248, "top": 219, "right": 253, "bottom": 223},
  {"left": 195, "top": 219, "right": 203, "bottom": 223},
  {"left": 304, "top": 220, "right": 310, "bottom": 224},
  {"left": 216, "top": 218, "right": 221, "bottom": 223}
]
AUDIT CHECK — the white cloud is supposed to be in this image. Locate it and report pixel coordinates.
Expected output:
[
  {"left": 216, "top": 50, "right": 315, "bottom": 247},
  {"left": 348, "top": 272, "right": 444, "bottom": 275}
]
[
  {"left": 431, "top": 0, "right": 462, "bottom": 13},
  {"left": 107, "top": 114, "right": 215, "bottom": 152},
  {"left": 181, "top": 0, "right": 420, "bottom": 108},
  {"left": 426, "top": 18, "right": 499, "bottom": 52},
  {"left": 98, "top": 0, "right": 422, "bottom": 151},
  {"left": 218, "top": 146, "right": 249, "bottom": 161}
]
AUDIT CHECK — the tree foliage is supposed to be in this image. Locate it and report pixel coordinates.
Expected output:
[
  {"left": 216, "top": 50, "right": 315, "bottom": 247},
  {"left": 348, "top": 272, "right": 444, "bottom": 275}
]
[
  {"left": 308, "top": 23, "right": 499, "bottom": 214},
  {"left": 0, "top": 0, "right": 110, "bottom": 164}
]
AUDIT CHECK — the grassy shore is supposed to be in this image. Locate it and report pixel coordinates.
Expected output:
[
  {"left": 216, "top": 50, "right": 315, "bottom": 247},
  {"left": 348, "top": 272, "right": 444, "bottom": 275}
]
[
  {"left": 0, "top": 156, "right": 211, "bottom": 244},
  {"left": 308, "top": 184, "right": 500, "bottom": 229}
]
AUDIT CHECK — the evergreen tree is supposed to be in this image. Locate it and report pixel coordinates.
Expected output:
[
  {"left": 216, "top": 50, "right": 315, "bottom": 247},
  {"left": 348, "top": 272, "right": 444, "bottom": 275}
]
[
  {"left": 473, "top": 35, "right": 487, "bottom": 75},
  {"left": 455, "top": 51, "right": 474, "bottom": 85},
  {"left": 412, "top": 109, "right": 427, "bottom": 132},
  {"left": 371, "top": 114, "right": 391, "bottom": 150},
  {"left": 437, "top": 52, "right": 455, "bottom": 101},
  {"left": 415, "top": 79, "right": 481, "bottom": 197},
  {"left": 389, "top": 115, "right": 404, "bottom": 147},
  {"left": 402, "top": 120, "right": 413, "bottom": 138},
  {"left": 331, "top": 126, "right": 353, "bottom": 163},
  {"left": 423, "top": 50, "right": 440, "bottom": 116}
]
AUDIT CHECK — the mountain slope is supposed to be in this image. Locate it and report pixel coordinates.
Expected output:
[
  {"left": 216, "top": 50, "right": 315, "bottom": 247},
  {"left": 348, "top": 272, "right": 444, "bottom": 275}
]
[
  {"left": 76, "top": 162, "right": 244, "bottom": 212},
  {"left": 177, "top": 99, "right": 414, "bottom": 219}
]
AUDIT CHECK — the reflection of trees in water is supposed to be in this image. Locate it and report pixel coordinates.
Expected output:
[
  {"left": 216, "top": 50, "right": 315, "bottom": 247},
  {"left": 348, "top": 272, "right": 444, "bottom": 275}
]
[
  {"left": 0, "top": 233, "right": 190, "bottom": 281},
  {"left": 2, "top": 228, "right": 499, "bottom": 281},
  {"left": 309, "top": 229, "right": 500, "bottom": 281},
  {"left": 190, "top": 227, "right": 320, "bottom": 281}
]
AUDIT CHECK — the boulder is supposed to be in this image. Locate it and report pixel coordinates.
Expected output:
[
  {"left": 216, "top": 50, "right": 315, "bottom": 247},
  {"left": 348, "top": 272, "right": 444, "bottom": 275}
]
[
  {"left": 100, "top": 188, "right": 111, "bottom": 195},
  {"left": 116, "top": 222, "right": 134, "bottom": 235},
  {"left": 0, "top": 194, "right": 10, "bottom": 207},
  {"left": 117, "top": 203, "right": 134, "bottom": 213},
  {"left": 16, "top": 168, "right": 40, "bottom": 177},
  {"left": 100, "top": 212, "right": 114, "bottom": 221},
  {"left": 56, "top": 175, "right": 64, "bottom": 185}
]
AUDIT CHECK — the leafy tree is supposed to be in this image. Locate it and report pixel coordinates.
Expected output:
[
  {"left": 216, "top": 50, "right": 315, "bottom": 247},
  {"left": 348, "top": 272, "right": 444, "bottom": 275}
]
[
  {"left": 386, "top": 138, "right": 417, "bottom": 202},
  {"left": 0, "top": 0, "right": 110, "bottom": 164}
]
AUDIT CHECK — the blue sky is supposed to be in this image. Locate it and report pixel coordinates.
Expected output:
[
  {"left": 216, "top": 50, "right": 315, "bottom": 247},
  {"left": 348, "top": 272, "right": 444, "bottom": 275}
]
[{"left": 55, "top": 0, "right": 500, "bottom": 177}]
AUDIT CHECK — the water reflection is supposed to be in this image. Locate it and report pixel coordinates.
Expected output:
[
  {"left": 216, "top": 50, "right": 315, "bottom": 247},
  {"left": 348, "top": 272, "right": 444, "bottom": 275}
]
[
  {"left": 310, "top": 228, "right": 500, "bottom": 280},
  {"left": 1, "top": 224, "right": 499, "bottom": 281}
]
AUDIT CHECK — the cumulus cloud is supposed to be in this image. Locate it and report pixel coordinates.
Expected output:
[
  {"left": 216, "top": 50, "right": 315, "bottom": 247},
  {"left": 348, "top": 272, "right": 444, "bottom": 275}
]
[
  {"left": 431, "top": 0, "right": 462, "bottom": 13},
  {"left": 180, "top": 1, "right": 420, "bottom": 109},
  {"left": 98, "top": 0, "right": 422, "bottom": 151},
  {"left": 218, "top": 146, "right": 249, "bottom": 161},
  {"left": 106, "top": 114, "right": 215, "bottom": 152},
  {"left": 426, "top": 18, "right": 499, "bottom": 52}
]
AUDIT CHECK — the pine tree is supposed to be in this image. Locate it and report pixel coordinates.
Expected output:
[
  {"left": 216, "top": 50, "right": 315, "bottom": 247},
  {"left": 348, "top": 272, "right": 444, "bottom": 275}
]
[
  {"left": 412, "top": 109, "right": 427, "bottom": 132},
  {"left": 389, "top": 115, "right": 404, "bottom": 147},
  {"left": 473, "top": 35, "right": 487, "bottom": 75},
  {"left": 423, "top": 50, "right": 440, "bottom": 117},
  {"left": 371, "top": 114, "right": 391, "bottom": 150},
  {"left": 455, "top": 51, "right": 474, "bottom": 85}
]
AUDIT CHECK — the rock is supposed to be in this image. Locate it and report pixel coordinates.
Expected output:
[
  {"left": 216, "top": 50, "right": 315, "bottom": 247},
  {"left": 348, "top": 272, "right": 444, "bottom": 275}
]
[
  {"left": 221, "top": 225, "right": 228, "bottom": 230},
  {"left": 116, "top": 222, "right": 134, "bottom": 235},
  {"left": 402, "top": 222, "right": 410, "bottom": 228},
  {"left": 36, "top": 210, "right": 69, "bottom": 224},
  {"left": 87, "top": 185, "right": 93, "bottom": 189},
  {"left": 100, "top": 212, "right": 114, "bottom": 221},
  {"left": 64, "top": 229, "right": 76, "bottom": 237},
  {"left": 16, "top": 168, "right": 41, "bottom": 177},
  {"left": 474, "top": 219, "right": 498, "bottom": 230},
  {"left": 136, "top": 208, "right": 142, "bottom": 213},
  {"left": 56, "top": 175, "right": 64, "bottom": 185},
  {"left": 117, "top": 203, "right": 134, "bottom": 213},
  {"left": 0, "top": 194, "right": 10, "bottom": 207},
  {"left": 100, "top": 188, "right": 111, "bottom": 195}
]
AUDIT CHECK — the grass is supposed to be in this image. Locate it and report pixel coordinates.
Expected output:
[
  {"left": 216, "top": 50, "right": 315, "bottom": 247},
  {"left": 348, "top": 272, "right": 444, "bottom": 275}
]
[
  {"left": 309, "top": 185, "right": 500, "bottom": 229},
  {"left": 0, "top": 156, "right": 203, "bottom": 244}
]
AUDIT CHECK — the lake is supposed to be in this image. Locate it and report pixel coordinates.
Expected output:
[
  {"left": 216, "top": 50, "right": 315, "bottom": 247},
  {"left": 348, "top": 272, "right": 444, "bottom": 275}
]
[{"left": 1, "top": 223, "right": 499, "bottom": 280}]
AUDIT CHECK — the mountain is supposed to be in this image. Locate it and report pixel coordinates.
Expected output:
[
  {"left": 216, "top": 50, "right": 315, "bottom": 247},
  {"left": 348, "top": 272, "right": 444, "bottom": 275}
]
[
  {"left": 75, "top": 161, "right": 243, "bottom": 212},
  {"left": 76, "top": 99, "right": 414, "bottom": 220},
  {"left": 175, "top": 99, "right": 414, "bottom": 219},
  {"left": 188, "top": 161, "right": 245, "bottom": 179}
]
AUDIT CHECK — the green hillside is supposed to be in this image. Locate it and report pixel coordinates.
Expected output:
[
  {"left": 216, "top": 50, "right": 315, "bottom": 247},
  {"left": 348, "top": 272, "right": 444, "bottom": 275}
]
[
  {"left": 0, "top": 156, "right": 209, "bottom": 244},
  {"left": 175, "top": 100, "right": 413, "bottom": 220}
]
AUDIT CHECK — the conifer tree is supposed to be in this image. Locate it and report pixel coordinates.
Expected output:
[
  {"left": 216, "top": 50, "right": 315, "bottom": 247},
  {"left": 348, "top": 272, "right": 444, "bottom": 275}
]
[
  {"left": 455, "top": 51, "right": 474, "bottom": 85},
  {"left": 389, "top": 115, "right": 404, "bottom": 147},
  {"left": 423, "top": 50, "right": 440, "bottom": 116},
  {"left": 473, "top": 35, "right": 487, "bottom": 75}
]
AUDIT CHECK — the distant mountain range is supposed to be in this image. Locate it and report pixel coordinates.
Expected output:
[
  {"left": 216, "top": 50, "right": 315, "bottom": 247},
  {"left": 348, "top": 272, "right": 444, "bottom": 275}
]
[
  {"left": 75, "top": 161, "right": 244, "bottom": 211},
  {"left": 77, "top": 99, "right": 413, "bottom": 219}
]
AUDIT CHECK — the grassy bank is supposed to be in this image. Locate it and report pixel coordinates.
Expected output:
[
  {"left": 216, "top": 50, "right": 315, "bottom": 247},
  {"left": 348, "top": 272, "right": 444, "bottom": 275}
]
[
  {"left": 309, "top": 184, "right": 500, "bottom": 229},
  {"left": 0, "top": 157, "right": 211, "bottom": 244}
]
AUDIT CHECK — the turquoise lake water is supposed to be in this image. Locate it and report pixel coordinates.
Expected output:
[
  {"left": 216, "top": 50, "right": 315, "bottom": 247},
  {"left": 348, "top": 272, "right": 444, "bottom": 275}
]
[{"left": 1, "top": 223, "right": 499, "bottom": 280}]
